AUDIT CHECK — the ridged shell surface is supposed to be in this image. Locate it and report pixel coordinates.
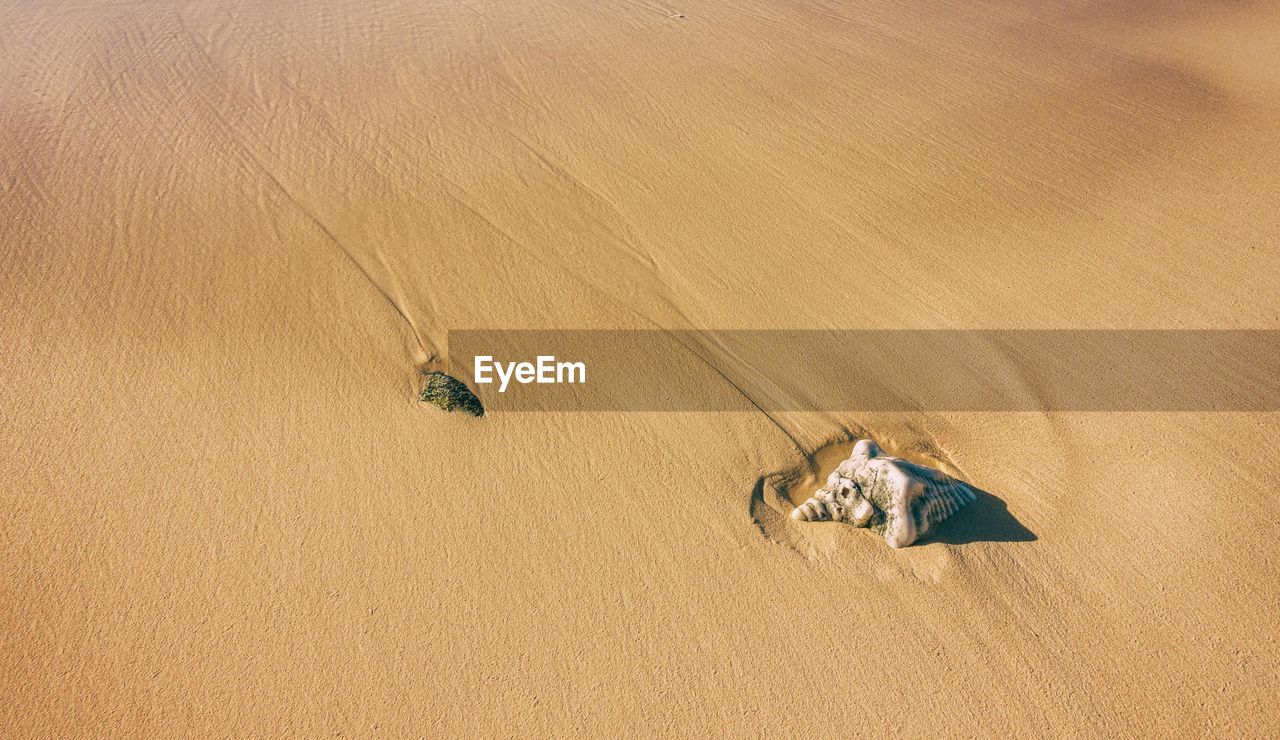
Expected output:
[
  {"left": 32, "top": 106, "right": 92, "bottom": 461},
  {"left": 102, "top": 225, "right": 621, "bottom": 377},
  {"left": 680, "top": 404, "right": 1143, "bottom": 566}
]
[{"left": 791, "top": 440, "right": 975, "bottom": 548}]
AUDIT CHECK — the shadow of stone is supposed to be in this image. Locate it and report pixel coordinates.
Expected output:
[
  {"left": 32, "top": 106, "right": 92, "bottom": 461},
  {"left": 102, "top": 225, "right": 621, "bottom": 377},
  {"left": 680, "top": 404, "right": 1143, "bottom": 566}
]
[{"left": 923, "top": 485, "right": 1036, "bottom": 545}]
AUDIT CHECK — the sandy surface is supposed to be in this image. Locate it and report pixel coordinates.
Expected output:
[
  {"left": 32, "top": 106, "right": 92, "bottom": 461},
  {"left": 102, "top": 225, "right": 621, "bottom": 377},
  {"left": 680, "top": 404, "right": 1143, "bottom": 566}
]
[{"left": 4, "top": 0, "right": 1279, "bottom": 735}]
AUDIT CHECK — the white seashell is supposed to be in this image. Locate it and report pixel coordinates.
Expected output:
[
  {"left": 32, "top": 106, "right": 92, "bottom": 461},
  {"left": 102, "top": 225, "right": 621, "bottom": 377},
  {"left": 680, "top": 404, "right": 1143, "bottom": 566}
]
[{"left": 790, "top": 439, "right": 976, "bottom": 548}]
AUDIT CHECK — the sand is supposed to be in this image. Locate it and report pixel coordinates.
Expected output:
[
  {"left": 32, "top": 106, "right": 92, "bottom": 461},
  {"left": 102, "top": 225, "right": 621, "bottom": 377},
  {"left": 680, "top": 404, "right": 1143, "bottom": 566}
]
[{"left": 3, "top": 0, "right": 1279, "bottom": 735}]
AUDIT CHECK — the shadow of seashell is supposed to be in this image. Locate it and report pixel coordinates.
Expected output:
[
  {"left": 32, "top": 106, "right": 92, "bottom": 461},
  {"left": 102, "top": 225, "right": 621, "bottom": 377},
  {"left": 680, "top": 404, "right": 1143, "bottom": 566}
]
[{"left": 918, "top": 484, "right": 1036, "bottom": 545}]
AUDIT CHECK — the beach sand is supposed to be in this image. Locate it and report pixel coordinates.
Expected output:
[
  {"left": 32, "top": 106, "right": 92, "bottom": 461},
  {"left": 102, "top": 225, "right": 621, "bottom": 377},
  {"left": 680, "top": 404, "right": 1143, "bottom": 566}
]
[{"left": 3, "top": 0, "right": 1278, "bottom": 734}]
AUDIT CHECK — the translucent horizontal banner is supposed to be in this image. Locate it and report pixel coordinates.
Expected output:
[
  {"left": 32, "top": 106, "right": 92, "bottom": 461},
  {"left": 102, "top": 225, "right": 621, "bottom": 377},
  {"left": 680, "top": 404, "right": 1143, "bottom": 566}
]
[{"left": 446, "top": 330, "right": 1280, "bottom": 412}]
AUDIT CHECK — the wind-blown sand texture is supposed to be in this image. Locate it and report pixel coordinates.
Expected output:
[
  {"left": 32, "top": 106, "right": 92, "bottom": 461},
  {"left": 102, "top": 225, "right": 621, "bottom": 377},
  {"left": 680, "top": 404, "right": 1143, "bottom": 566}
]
[{"left": 3, "top": 0, "right": 1279, "bottom": 735}]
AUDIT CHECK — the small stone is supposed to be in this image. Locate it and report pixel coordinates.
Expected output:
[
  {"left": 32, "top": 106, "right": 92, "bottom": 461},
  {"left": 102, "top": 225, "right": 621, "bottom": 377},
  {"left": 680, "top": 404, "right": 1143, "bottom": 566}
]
[{"left": 419, "top": 372, "right": 484, "bottom": 417}]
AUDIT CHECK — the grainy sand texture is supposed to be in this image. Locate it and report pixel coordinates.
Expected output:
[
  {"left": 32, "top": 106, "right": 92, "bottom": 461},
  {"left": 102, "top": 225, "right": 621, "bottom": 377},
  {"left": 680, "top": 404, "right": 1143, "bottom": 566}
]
[{"left": 3, "top": 0, "right": 1279, "bottom": 735}]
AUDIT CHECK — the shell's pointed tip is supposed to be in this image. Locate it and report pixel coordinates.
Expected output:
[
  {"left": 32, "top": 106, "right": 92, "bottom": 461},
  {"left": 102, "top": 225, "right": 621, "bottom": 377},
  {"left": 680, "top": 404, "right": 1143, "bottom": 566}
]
[{"left": 790, "top": 508, "right": 807, "bottom": 521}]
